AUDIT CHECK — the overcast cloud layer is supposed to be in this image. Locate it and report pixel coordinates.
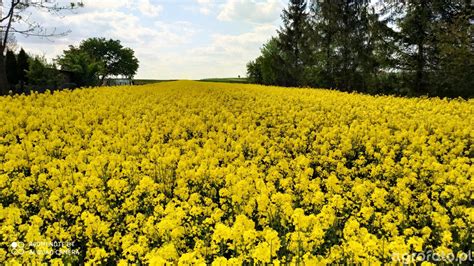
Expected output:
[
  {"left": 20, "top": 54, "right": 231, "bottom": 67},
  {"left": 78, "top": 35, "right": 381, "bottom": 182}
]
[{"left": 12, "top": 0, "right": 286, "bottom": 80}]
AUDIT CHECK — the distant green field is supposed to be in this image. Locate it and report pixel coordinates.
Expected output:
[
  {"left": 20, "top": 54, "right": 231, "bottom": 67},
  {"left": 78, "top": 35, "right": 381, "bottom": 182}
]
[
  {"left": 133, "top": 79, "right": 177, "bottom": 85},
  {"left": 134, "top": 78, "right": 249, "bottom": 85},
  {"left": 199, "top": 77, "right": 249, "bottom": 84}
]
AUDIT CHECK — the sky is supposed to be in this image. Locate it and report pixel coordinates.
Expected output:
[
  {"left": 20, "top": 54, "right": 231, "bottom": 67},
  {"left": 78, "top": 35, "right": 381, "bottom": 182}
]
[{"left": 12, "top": 0, "right": 288, "bottom": 80}]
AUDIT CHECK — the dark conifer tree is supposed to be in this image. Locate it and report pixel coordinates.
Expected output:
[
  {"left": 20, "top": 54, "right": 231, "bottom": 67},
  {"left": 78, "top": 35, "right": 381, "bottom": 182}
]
[
  {"left": 277, "top": 0, "right": 311, "bottom": 87},
  {"left": 5, "top": 50, "right": 19, "bottom": 87},
  {"left": 309, "top": 0, "right": 375, "bottom": 91},
  {"left": 17, "top": 48, "right": 30, "bottom": 84}
]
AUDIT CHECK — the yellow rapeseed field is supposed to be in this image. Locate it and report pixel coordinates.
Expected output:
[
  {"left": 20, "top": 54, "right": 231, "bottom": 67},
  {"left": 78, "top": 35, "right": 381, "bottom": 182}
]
[{"left": 0, "top": 81, "right": 473, "bottom": 265}]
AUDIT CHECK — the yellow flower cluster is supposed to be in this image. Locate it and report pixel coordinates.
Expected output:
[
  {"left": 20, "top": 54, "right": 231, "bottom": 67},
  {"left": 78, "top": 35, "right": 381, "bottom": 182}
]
[{"left": 0, "top": 81, "right": 472, "bottom": 264}]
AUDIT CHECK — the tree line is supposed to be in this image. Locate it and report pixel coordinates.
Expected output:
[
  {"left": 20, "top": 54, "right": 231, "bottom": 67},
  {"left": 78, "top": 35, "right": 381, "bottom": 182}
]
[
  {"left": 1, "top": 1, "right": 138, "bottom": 95},
  {"left": 4, "top": 38, "right": 139, "bottom": 94},
  {"left": 0, "top": 1, "right": 85, "bottom": 95},
  {"left": 247, "top": 0, "right": 473, "bottom": 98}
]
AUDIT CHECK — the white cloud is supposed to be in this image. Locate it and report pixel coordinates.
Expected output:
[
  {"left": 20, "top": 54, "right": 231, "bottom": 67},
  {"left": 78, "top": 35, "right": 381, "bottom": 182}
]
[
  {"left": 195, "top": 0, "right": 215, "bottom": 15},
  {"left": 82, "top": 0, "right": 131, "bottom": 10},
  {"left": 122, "top": 23, "right": 277, "bottom": 79},
  {"left": 218, "top": 0, "right": 283, "bottom": 24},
  {"left": 178, "top": 24, "right": 277, "bottom": 78},
  {"left": 81, "top": 0, "right": 162, "bottom": 17},
  {"left": 193, "top": 24, "right": 275, "bottom": 56},
  {"left": 138, "top": 0, "right": 163, "bottom": 17}
]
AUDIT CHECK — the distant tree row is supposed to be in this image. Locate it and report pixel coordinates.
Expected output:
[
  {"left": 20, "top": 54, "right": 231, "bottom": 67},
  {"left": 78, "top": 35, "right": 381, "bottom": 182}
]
[
  {"left": 4, "top": 38, "right": 139, "bottom": 94},
  {"left": 247, "top": 0, "right": 473, "bottom": 98},
  {"left": 5, "top": 49, "right": 80, "bottom": 93},
  {"left": 0, "top": 0, "right": 84, "bottom": 95},
  {"left": 5, "top": 49, "right": 67, "bottom": 92}
]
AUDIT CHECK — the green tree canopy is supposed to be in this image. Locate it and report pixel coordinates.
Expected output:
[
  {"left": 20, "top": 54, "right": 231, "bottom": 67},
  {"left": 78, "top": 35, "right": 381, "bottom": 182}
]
[
  {"left": 247, "top": 38, "right": 290, "bottom": 86},
  {"left": 26, "top": 56, "right": 63, "bottom": 87},
  {"left": 78, "top": 38, "right": 139, "bottom": 83},
  {"left": 56, "top": 46, "right": 101, "bottom": 87}
]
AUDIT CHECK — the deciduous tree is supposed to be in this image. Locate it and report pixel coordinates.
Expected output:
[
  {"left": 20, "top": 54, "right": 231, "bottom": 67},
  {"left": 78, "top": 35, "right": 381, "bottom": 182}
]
[
  {"left": 77, "top": 38, "right": 139, "bottom": 84},
  {"left": 56, "top": 46, "right": 101, "bottom": 86}
]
